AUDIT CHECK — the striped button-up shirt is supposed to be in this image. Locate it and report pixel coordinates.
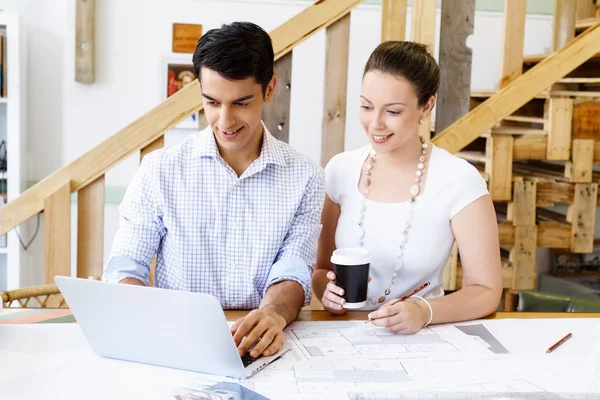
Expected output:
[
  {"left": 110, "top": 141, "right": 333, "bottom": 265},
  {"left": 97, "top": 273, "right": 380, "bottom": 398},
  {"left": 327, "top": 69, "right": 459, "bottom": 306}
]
[{"left": 103, "top": 124, "right": 325, "bottom": 309}]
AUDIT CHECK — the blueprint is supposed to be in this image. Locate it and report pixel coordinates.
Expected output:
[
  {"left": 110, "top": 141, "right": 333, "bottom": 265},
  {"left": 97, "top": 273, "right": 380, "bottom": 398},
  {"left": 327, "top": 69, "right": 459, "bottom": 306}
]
[
  {"left": 239, "top": 320, "right": 600, "bottom": 400},
  {"left": 243, "top": 321, "right": 513, "bottom": 399},
  {"left": 284, "top": 320, "right": 498, "bottom": 359}
]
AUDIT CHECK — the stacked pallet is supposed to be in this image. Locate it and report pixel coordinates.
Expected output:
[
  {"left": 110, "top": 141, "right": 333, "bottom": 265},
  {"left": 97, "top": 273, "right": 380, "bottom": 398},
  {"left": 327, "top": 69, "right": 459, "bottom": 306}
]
[{"left": 441, "top": 1, "right": 600, "bottom": 310}]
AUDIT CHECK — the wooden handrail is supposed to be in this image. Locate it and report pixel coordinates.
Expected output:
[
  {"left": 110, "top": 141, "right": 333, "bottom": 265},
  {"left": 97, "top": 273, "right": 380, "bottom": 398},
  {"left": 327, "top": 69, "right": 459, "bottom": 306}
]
[
  {"left": 431, "top": 21, "right": 600, "bottom": 153},
  {"left": 0, "top": 0, "right": 364, "bottom": 235}
]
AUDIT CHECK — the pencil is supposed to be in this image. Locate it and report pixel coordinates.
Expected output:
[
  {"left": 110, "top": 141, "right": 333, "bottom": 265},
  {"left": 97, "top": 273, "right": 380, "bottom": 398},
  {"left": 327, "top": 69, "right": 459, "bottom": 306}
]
[
  {"left": 365, "top": 282, "right": 431, "bottom": 324},
  {"left": 546, "top": 332, "right": 572, "bottom": 353}
]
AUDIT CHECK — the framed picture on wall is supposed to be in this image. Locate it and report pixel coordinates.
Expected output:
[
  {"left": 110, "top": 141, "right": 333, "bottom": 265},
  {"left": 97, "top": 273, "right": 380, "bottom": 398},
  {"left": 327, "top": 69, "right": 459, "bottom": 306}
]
[{"left": 164, "top": 58, "right": 198, "bottom": 130}]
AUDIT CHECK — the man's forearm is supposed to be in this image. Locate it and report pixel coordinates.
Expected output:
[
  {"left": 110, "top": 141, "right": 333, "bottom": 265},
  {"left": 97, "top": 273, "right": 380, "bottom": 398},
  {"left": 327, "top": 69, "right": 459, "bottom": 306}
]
[
  {"left": 260, "top": 280, "right": 305, "bottom": 328},
  {"left": 119, "top": 277, "right": 147, "bottom": 286}
]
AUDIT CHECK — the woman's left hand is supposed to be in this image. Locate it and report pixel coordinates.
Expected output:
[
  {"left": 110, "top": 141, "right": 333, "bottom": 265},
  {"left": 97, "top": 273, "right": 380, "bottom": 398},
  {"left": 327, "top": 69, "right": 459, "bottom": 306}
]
[{"left": 367, "top": 299, "right": 428, "bottom": 334}]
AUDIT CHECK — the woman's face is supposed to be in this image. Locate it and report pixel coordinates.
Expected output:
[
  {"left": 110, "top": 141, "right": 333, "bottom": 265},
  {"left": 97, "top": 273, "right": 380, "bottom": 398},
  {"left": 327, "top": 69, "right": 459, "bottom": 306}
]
[{"left": 359, "top": 70, "right": 430, "bottom": 154}]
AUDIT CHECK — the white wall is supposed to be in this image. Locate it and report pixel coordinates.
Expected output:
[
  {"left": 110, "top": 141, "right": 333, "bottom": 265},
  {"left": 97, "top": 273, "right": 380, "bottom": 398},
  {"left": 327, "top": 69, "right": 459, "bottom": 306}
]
[{"left": 0, "top": 0, "right": 555, "bottom": 285}]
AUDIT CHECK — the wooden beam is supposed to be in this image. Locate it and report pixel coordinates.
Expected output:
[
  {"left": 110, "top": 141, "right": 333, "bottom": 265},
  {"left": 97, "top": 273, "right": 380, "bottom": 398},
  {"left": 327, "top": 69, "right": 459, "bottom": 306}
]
[
  {"left": 432, "top": 23, "right": 600, "bottom": 154},
  {"left": 44, "top": 182, "right": 71, "bottom": 284},
  {"left": 566, "top": 138, "right": 594, "bottom": 182},
  {"left": 77, "top": 175, "right": 104, "bottom": 280},
  {"left": 510, "top": 226, "right": 537, "bottom": 290},
  {"left": 381, "top": 0, "right": 407, "bottom": 41},
  {"left": 499, "top": 0, "right": 527, "bottom": 89},
  {"left": 141, "top": 136, "right": 164, "bottom": 160},
  {"left": 573, "top": 102, "right": 600, "bottom": 139},
  {"left": 321, "top": 14, "right": 350, "bottom": 167},
  {"left": 577, "top": 0, "right": 595, "bottom": 20},
  {"left": 546, "top": 97, "right": 573, "bottom": 160},
  {"left": 270, "top": 0, "right": 364, "bottom": 59},
  {"left": 509, "top": 179, "right": 536, "bottom": 226},
  {"left": 263, "top": 52, "right": 293, "bottom": 143},
  {"left": 537, "top": 181, "right": 575, "bottom": 206},
  {"left": 75, "top": 0, "right": 95, "bottom": 83},
  {"left": 538, "top": 221, "right": 571, "bottom": 248},
  {"left": 499, "top": 220, "right": 572, "bottom": 249},
  {"left": 436, "top": 0, "right": 475, "bottom": 132},
  {"left": 0, "top": 0, "right": 365, "bottom": 235},
  {"left": 553, "top": 0, "right": 577, "bottom": 51},
  {"left": 486, "top": 135, "right": 513, "bottom": 201},
  {"left": 490, "top": 0, "right": 520, "bottom": 206},
  {"left": 513, "top": 135, "right": 547, "bottom": 159},
  {"left": 411, "top": 0, "right": 436, "bottom": 139},
  {"left": 569, "top": 183, "right": 598, "bottom": 252}
]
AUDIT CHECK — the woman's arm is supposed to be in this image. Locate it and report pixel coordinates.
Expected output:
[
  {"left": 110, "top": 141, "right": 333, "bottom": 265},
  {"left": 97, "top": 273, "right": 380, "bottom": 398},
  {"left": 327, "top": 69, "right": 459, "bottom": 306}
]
[
  {"left": 423, "top": 194, "right": 503, "bottom": 324},
  {"left": 312, "top": 195, "right": 347, "bottom": 314}
]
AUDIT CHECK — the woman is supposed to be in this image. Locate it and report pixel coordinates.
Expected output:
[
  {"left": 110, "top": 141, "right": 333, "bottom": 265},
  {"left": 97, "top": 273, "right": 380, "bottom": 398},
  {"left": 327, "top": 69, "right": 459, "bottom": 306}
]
[{"left": 312, "top": 41, "right": 502, "bottom": 334}]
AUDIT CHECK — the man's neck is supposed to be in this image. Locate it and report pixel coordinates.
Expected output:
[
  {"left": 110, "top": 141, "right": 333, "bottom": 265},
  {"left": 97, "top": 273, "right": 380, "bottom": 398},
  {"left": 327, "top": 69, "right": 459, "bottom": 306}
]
[{"left": 218, "top": 125, "right": 264, "bottom": 177}]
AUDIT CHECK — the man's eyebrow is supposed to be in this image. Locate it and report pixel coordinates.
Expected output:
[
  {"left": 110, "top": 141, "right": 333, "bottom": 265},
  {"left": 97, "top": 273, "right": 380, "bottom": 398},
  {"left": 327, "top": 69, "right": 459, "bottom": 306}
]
[{"left": 202, "top": 94, "right": 255, "bottom": 103}]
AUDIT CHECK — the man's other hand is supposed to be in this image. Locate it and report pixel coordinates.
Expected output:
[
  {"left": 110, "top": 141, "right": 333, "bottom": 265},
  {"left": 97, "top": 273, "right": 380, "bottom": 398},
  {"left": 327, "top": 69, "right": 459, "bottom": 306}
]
[{"left": 230, "top": 309, "right": 286, "bottom": 358}]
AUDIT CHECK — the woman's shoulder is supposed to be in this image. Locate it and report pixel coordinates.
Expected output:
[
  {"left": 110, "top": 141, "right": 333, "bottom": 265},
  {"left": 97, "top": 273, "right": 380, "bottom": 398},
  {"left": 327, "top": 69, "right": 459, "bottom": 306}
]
[
  {"left": 431, "top": 144, "right": 483, "bottom": 181},
  {"left": 325, "top": 145, "right": 370, "bottom": 203},
  {"left": 429, "top": 144, "right": 489, "bottom": 217}
]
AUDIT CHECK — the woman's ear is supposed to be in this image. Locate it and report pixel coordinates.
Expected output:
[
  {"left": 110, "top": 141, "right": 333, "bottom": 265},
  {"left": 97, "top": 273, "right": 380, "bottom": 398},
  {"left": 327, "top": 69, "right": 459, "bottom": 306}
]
[{"left": 421, "top": 95, "right": 436, "bottom": 118}]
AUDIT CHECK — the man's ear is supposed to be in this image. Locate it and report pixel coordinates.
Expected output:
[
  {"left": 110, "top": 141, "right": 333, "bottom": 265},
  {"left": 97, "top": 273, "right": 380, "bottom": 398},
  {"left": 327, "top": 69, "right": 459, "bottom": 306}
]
[{"left": 264, "top": 75, "right": 278, "bottom": 103}]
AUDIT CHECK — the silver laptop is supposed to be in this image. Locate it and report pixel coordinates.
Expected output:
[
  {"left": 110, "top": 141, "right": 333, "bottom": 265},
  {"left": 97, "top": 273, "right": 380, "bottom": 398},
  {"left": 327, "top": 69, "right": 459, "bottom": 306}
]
[{"left": 54, "top": 276, "right": 288, "bottom": 379}]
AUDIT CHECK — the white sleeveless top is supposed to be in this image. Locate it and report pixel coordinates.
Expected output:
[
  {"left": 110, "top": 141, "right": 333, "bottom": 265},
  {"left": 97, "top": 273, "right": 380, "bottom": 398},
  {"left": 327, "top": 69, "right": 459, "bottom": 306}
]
[{"left": 325, "top": 144, "right": 489, "bottom": 311}]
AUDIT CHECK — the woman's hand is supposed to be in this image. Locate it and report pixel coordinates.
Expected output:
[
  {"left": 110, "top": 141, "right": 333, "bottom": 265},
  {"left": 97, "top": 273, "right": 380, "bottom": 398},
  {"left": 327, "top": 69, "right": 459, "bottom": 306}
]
[
  {"left": 320, "top": 271, "right": 348, "bottom": 314},
  {"left": 367, "top": 299, "right": 429, "bottom": 334}
]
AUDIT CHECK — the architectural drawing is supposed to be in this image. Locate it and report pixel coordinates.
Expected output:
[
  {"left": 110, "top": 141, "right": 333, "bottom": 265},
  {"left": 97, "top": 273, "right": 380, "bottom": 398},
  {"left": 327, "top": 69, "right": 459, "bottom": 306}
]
[{"left": 284, "top": 321, "right": 497, "bottom": 360}]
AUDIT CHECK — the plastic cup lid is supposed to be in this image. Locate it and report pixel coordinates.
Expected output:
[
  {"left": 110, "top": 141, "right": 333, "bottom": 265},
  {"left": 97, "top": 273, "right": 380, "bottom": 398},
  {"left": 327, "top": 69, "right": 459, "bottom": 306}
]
[{"left": 330, "top": 248, "right": 370, "bottom": 266}]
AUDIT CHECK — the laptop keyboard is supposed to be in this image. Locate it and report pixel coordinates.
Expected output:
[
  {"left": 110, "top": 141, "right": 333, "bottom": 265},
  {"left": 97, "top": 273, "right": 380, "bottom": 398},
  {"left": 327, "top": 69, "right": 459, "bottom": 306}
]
[{"left": 241, "top": 353, "right": 260, "bottom": 368}]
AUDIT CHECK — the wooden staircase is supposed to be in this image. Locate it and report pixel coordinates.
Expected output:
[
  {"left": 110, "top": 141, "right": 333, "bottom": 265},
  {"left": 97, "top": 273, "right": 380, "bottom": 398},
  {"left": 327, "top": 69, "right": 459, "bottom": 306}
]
[{"left": 442, "top": 0, "right": 600, "bottom": 310}]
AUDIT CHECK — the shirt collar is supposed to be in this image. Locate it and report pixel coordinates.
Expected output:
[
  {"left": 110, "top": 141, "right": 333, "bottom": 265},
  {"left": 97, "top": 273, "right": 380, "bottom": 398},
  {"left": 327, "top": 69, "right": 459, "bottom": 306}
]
[{"left": 193, "top": 122, "right": 286, "bottom": 167}]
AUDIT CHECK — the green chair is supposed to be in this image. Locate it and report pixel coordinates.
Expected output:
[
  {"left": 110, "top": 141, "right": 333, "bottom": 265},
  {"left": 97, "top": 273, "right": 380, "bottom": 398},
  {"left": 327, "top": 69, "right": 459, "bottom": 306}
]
[{"left": 517, "top": 290, "right": 600, "bottom": 312}]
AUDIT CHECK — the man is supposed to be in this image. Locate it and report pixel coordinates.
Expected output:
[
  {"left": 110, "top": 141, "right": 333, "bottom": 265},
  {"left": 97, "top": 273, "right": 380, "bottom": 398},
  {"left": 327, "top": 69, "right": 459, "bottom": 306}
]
[{"left": 103, "top": 22, "right": 324, "bottom": 359}]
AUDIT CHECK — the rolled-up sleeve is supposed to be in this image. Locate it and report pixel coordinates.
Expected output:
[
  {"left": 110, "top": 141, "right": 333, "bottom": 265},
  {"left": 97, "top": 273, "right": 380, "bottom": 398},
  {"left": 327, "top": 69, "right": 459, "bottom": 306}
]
[
  {"left": 265, "top": 167, "right": 325, "bottom": 305},
  {"left": 103, "top": 151, "right": 166, "bottom": 285}
]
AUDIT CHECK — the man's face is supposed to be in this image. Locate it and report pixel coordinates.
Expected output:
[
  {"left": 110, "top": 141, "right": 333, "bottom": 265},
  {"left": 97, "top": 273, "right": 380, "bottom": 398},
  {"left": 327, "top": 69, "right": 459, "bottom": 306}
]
[{"left": 200, "top": 67, "right": 275, "bottom": 154}]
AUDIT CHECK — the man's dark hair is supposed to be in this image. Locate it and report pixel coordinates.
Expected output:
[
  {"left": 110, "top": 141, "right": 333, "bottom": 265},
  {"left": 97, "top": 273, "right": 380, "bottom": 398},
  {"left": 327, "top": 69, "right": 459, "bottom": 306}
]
[{"left": 192, "top": 21, "right": 274, "bottom": 95}]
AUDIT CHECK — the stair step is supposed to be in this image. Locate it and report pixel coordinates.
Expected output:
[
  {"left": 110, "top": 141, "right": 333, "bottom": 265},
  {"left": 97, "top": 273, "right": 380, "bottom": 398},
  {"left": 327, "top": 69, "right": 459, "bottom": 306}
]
[
  {"left": 472, "top": 88, "right": 600, "bottom": 100},
  {"left": 456, "top": 151, "right": 488, "bottom": 162},
  {"left": 549, "top": 89, "right": 600, "bottom": 98},
  {"left": 523, "top": 52, "right": 600, "bottom": 64},
  {"left": 491, "top": 127, "right": 546, "bottom": 136},
  {"left": 576, "top": 17, "right": 600, "bottom": 31},
  {"left": 470, "top": 90, "right": 547, "bottom": 99},
  {"left": 503, "top": 115, "right": 546, "bottom": 124},
  {"left": 558, "top": 77, "right": 600, "bottom": 84}
]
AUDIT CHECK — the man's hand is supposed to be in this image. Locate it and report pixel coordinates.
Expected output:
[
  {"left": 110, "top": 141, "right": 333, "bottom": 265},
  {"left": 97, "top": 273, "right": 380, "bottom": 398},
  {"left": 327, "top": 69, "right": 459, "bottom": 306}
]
[{"left": 230, "top": 309, "right": 286, "bottom": 358}]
